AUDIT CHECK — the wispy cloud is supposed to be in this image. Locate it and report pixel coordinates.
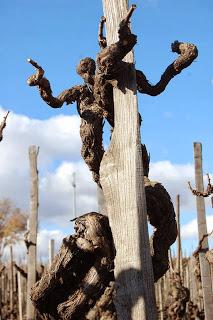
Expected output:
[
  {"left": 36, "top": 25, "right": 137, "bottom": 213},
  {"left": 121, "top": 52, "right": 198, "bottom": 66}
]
[
  {"left": 0, "top": 107, "right": 98, "bottom": 227},
  {"left": 181, "top": 215, "right": 213, "bottom": 239},
  {"left": 150, "top": 161, "right": 195, "bottom": 211}
]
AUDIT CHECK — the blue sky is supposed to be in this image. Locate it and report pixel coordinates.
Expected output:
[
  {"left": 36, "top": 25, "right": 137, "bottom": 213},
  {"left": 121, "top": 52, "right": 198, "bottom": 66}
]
[{"left": 0, "top": 0, "right": 213, "bottom": 256}]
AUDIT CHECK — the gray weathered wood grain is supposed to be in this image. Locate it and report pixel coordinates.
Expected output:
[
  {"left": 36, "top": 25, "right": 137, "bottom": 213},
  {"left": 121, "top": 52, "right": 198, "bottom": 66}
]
[{"left": 100, "top": 1, "right": 157, "bottom": 319}]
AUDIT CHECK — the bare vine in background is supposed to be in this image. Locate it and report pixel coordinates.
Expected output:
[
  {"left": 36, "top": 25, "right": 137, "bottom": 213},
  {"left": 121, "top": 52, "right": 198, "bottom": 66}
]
[{"left": 188, "top": 174, "right": 213, "bottom": 207}]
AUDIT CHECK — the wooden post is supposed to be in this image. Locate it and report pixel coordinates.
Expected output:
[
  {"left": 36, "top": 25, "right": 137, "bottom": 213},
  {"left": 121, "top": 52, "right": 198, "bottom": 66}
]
[
  {"left": 0, "top": 269, "right": 4, "bottom": 319},
  {"left": 97, "top": 185, "right": 106, "bottom": 215},
  {"left": 193, "top": 142, "right": 213, "bottom": 319},
  {"left": 2, "top": 270, "right": 6, "bottom": 307},
  {"left": 185, "top": 259, "right": 189, "bottom": 289},
  {"left": 71, "top": 172, "right": 77, "bottom": 218},
  {"left": 176, "top": 194, "right": 182, "bottom": 275},
  {"left": 158, "top": 278, "right": 163, "bottom": 320},
  {"left": 26, "top": 145, "right": 39, "bottom": 320},
  {"left": 17, "top": 271, "right": 23, "bottom": 320},
  {"left": 48, "top": 239, "right": 55, "bottom": 267},
  {"left": 211, "top": 264, "right": 213, "bottom": 296},
  {"left": 100, "top": 1, "right": 157, "bottom": 319},
  {"left": 10, "top": 245, "right": 14, "bottom": 320}
]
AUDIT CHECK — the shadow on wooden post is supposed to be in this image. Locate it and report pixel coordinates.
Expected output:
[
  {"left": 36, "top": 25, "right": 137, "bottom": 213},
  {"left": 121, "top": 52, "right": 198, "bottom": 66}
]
[{"left": 100, "top": 1, "right": 157, "bottom": 319}]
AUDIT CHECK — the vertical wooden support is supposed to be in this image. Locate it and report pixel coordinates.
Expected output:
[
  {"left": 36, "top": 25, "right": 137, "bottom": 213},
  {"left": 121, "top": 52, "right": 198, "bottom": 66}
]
[
  {"left": 100, "top": 1, "right": 157, "bottom": 319},
  {"left": 158, "top": 278, "right": 163, "bottom": 320},
  {"left": 2, "top": 271, "right": 6, "bottom": 306},
  {"left": 26, "top": 145, "right": 39, "bottom": 320},
  {"left": 97, "top": 185, "right": 106, "bottom": 215},
  {"left": 190, "top": 256, "right": 198, "bottom": 304},
  {"left": 176, "top": 195, "right": 182, "bottom": 275},
  {"left": 17, "top": 271, "right": 23, "bottom": 320},
  {"left": 0, "top": 270, "right": 4, "bottom": 319},
  {"left": 163, "top": 274, "right": 169, "bottom": 301},
  {"left": 10, "top": 245, "right": 14, "bottom": 320},
  {"left": 71, "top": 172, "right": 77, "bottom": 218},
  {"left": 185, "top": 260, "right": 189, "bottom": 289},
  {"left": 7, "top": 268, "right": 10, "bottom": 308},
  {"left": 193, "top": 142, "right": 213, "bottom": 319},
  {"left": 48, "top": 239, "right": 55, "bottom": 267},
  {"left": 22, "top": 270, "right": 27, "bottom": 317},
  {"left": 211, "top": 264, "right": 213, "bottom": 296}
]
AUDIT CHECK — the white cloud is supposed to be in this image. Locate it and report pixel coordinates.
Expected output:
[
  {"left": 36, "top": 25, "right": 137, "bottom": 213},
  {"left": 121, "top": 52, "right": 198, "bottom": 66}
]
[
  {"left": 1, "top": 107, "right": 213, "bottom": 239},
  {"left": 181, "top": 215, "right": 213, "bottom": 239},
  {"left": 150, "top": 161, "right": 213, "bottom": 244},
  {"left": 150, "top": 161, "right": 213, "bottom": 212},
  {"left": 37, "top": 229, "right": 66, "bottom": 262},
  {"left": 0, "top": 107, "right": 98, "bottom": 227},
  {"left": 3, "top": 229, "right": 66, "bottom": 263},
  {"left": 39, "top": 161, "right": 98, "bottom": 225},
  {"left": 0, "top": 107, "right": 81, "bottom": 168},
  {"left": 150, "top": 161, "right": 195, "bottom": 210}
]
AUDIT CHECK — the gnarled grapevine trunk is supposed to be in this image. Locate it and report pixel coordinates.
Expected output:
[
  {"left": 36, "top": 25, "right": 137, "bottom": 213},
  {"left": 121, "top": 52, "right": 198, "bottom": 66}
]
[{"left": 31, "top": 213, "right": 115, "bottom": 320}]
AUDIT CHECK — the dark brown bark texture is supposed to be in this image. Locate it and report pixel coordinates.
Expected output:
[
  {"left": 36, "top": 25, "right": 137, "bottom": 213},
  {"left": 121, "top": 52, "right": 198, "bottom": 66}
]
[
  {"left": 164, "top": 272, "right": 204, "bottom": 320},
  {"left": 142, "top": 144, "right": 177, "bottom": 282},
  {"left": 27, "top": 5, "right": 197, "bottom": 188},
  {"left": 186, "top": 300, "right": 205, "bottom": 320},
  {"left": 31, "top": 196, "right": 176, "bottom": 319},
  {"left": 31, "top": 212, "right": 115, "bottom": 320},
  {"left": 164, "top": 272, "right": 190, "bottom": 320}
]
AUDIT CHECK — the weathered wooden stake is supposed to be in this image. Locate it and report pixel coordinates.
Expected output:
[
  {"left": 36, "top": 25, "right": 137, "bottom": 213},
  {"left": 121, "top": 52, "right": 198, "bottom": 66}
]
[
  {"left": 193, "top": 142, "right": 213, "bottom": 319},
  {"left": 185, "top": 260, "right": 189, "bottom": 289},
  {"left": 176, "top": 194, "right": 182, "bottom": 275},
  {"left": 48, "top": 239, "right": 55, "bottom": 267},
  {"left": 0, "top": 267, "right": 5, "bottom": 319},
  {"left": 26, "top": 145, "right": 39, "bottom": 320},
  {"left": 158, "top": 278, "right": 163, "bottom": 320},
  {"left": 10, "top": 245, "right": 14, "bottom": 320},
  {"left": 17, "top": 271, "right": 23, "bottom": 320},
  {"left": 100, "top": 1, "right": 157, "bottom": 319},
  {"left": 97, "top": 185, "right": 106, "bottom": 215}
]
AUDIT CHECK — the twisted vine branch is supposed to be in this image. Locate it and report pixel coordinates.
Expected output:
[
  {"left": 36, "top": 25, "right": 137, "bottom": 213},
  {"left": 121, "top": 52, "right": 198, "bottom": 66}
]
[
  {"left": 142, "top": 144, "right": 177, "bottom": 281},
  {"left": 27, "top": 4, "right": 197, "bottom": 188},
  {"left": 136, "top": 41, "right": 198, "bottom": 96},
  {"left": 188, "top": 174, "right": 213, "bottom": 207}
]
